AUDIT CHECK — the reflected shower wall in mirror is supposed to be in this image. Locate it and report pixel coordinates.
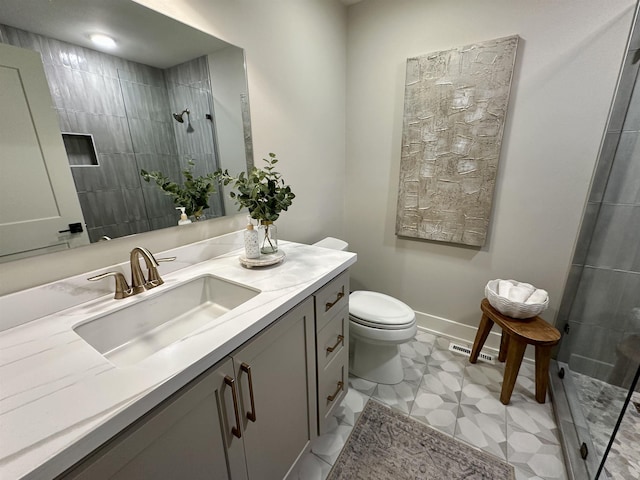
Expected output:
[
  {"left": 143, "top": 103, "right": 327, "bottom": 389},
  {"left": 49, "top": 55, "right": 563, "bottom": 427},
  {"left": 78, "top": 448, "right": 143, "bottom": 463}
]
[{"left": 0, "top": 0, "right": 253, "bottom": 258}]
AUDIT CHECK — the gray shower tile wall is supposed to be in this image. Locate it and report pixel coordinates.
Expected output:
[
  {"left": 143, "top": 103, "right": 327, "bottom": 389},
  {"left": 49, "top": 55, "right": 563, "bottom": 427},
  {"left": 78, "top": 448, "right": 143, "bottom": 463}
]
[
  {"left": 563, "top": 267, "right": 640, "bottom": 375},
  {"left": 603, "top": 131, "right": 640, "bottom": 205},
  {"left": 140, "top": 182, "right": 177, "bottom": 221},
  {"left": 70, "top": 112, "right": 132, "bottom": 154},
  {"left": 586, "top": 204, "right": 640, "bottom": 271},
  {"left": 625, "top": 59, "right": 640, "bottom": 129},
  {"left": 608, "top": 50, "right": 640, "bottom": 132},
  {"left": 119, "top": 69, "right": 180, "bottom": 229},
  {"left": 557, "top": 17, "right": 640, "bottom": 381},
  {"left": 165, "top": 56, "right": 225, "bottom": 218},
  {"left": 127, "top": 117, "right": 179, "bottom": 157},
  {"left": 588, "top": 133, "right": 622, "bottom": 204}
]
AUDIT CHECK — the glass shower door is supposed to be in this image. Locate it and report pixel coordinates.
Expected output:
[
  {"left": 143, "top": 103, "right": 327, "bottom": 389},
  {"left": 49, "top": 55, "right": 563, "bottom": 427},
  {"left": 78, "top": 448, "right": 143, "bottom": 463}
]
[{"left": 554, "top": 6, "right": 639, "bottom": 478}]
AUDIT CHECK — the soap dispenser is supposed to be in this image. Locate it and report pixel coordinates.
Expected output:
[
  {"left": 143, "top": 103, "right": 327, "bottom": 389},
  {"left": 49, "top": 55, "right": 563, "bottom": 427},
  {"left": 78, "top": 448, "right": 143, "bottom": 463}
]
[
  {"left": 176, "top": 207, "right": 192, "bottom": 225},
  {"left": 244, "top": 216, "right": 260, "bottom": 259}
]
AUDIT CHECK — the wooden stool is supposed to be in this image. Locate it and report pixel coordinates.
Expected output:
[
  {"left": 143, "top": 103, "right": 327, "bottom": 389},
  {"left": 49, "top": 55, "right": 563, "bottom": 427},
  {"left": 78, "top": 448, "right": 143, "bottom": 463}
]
[{"left": 469, "top": 298, "right": 561, "bottom": 405}]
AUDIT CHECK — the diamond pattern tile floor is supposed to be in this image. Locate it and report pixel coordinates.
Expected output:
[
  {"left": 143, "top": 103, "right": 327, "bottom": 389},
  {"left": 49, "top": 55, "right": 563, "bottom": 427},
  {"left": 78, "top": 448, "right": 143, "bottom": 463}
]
[{"left": 291, "top": 330, "right": 569, "bottom": 480}]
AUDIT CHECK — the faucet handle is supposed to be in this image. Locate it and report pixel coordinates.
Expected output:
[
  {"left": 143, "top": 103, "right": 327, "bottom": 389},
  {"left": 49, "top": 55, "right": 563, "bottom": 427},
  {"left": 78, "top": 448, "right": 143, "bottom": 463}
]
[
  {"left": 146, "top": 256, "right": 176, "bottom": 288},
  {"left": 88, "top": 272, "right": 133, "bottom": 299}
]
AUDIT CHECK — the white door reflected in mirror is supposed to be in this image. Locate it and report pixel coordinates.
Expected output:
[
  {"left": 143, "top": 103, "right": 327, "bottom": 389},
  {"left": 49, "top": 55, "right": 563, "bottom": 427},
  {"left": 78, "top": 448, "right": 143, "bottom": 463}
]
[{"left": 0, "top": 43, "right": 89, "bottom": 262}]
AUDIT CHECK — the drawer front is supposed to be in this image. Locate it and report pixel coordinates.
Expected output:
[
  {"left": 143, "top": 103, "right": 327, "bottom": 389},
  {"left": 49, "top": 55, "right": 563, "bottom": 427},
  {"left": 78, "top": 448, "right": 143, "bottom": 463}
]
[
  {"left": 314, "top": 270, "right": 349, "bottom": 331},
  {"left": 316, "top": 306, "right": 348, "bottom": 372},
  {"left": 317, "top": 349, "right": 348, "bottom": 434}
]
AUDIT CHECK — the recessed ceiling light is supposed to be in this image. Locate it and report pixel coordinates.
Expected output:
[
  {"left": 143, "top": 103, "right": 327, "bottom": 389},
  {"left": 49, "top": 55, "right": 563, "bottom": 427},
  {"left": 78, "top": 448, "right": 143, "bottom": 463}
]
[{"left": 90, "top": 34, "right": 116, "bottom": 49}]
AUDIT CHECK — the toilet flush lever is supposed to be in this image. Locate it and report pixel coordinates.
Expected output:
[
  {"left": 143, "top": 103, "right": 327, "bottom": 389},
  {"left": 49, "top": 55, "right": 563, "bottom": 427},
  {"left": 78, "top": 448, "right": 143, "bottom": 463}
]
[{"left": 325, "top": 286, "right": 345, "bottom": 312}]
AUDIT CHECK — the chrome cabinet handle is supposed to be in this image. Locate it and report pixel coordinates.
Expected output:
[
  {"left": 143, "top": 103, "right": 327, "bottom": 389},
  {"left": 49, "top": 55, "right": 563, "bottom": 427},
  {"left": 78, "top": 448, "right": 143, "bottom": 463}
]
[
  {"left": 240, "top": 363, "right": 257, "bottom": 422},
  {"left": 224, "top": 376, "right": 242, "bottom": 438},
  {"left": 327, "top": 381, "right": 344, "bottom": 402},
  {"left": 325, "top": 287, "right": 345, "bottom": 312},
  {"left": 326, "top": 334, "right": 344, "bottom": 353}
]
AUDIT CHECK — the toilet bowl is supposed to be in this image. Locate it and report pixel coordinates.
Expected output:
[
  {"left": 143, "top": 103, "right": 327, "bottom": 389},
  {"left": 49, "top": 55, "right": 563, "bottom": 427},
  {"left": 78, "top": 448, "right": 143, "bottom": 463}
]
[
  {"left": 313, "top": 237, "right": 417, "bottom": 385},
  {"left": 349, "top": 290, "right": 417, "bottom": 384}
]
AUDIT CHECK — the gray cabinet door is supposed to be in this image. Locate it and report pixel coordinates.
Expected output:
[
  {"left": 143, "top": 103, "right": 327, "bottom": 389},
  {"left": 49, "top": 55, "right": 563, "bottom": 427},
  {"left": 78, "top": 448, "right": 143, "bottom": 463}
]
[
  {"left": 60, "top": 297, "right": 317, "bottom": 480},
  {"left": 60, "top": 358, "right": 239, "bottom": 480},
  {"left": 233, "top": 298, "right": 316, "bottom": 480}
]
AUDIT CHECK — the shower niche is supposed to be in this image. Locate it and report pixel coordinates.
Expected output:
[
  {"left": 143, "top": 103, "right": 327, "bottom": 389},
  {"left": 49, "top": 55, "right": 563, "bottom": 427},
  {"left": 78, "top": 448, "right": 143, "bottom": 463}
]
[{"left": 63, "top": 133, "right": 99, "bottom": 167}]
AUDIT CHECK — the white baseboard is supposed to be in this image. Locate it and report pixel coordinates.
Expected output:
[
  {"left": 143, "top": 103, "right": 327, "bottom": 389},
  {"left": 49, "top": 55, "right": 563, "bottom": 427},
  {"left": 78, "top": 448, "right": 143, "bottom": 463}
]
[{"left": 414, "top": 310, "right": 536, "bottom": 362}]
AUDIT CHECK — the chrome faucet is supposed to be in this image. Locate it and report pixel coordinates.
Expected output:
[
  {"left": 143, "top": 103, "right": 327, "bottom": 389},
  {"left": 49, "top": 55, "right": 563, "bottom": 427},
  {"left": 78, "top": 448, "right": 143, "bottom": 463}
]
[{"left": 88, "top": 247, "right": 175, "bottom": 299}]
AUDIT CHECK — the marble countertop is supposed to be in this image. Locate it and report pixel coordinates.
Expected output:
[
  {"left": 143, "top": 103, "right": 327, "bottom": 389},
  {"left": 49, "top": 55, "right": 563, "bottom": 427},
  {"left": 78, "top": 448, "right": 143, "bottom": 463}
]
[{"left": 0, "top": 240, "right": 356, "bottom": 480}]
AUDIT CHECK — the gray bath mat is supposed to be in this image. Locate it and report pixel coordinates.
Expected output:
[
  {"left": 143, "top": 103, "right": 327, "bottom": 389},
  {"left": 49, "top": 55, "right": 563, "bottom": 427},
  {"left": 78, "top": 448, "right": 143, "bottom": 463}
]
[{"left": 327, "top": 400, "right": 515, "bottom": 480}]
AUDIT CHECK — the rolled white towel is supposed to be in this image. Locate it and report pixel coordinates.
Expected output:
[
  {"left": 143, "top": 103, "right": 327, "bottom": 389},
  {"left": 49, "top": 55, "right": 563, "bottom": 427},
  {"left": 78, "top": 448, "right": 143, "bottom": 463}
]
[
  {"left": 525, "top": 289, "right": 548, "bottom": 305},
  {"left": 508, "top": 285, "right": 535, "bottom": 303},
  {"left": 498, "top": 280, "right": 514, "bottom": 297}
]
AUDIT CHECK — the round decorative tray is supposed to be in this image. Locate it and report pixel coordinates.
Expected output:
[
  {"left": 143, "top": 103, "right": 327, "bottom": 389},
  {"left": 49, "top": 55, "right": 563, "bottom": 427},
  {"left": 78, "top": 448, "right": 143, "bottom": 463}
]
[{"left": 239, "top": 250, "right": 286, "bottom": 268}]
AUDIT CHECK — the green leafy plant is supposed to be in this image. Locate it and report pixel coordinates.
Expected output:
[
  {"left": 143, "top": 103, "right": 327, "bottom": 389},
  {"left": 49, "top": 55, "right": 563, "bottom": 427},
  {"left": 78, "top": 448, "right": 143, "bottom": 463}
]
[
  {"left": 216, "top": 152, "right": 295, "bottom": 223},
  {"left": 140, "top": 160, "right": 217, "bottom": 220}
]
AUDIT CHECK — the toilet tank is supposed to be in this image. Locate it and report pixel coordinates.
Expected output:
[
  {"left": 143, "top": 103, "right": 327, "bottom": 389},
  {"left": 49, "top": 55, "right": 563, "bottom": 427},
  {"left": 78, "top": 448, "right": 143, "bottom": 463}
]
[{"left": 313, "top": 237, "right": 348, "bottom": 251}]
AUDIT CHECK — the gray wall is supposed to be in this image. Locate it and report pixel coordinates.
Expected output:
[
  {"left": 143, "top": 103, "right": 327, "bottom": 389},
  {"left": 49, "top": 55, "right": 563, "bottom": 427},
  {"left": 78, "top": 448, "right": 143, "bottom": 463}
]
[
  {"left": 557, "top": 15, "right": 640, "bottom": 384},
  {"left": 0, "top": 25, "right": 222, "bottom": 241},
  {"left": 344, "top": 0, "right": 634, "bottom": 347}
]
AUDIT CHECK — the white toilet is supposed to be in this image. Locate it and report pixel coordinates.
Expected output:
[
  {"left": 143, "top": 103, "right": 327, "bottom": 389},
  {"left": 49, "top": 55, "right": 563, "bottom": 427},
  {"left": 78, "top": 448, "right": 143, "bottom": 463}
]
[{"left": 313, "top": 237, "right": 417, "bottom": 385}]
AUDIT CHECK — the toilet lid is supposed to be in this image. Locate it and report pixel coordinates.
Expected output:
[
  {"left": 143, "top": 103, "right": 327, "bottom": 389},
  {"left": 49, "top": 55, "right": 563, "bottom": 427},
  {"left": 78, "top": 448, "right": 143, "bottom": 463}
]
[{"left": 349, "top": 291, "right": 415, "bottom": 330}]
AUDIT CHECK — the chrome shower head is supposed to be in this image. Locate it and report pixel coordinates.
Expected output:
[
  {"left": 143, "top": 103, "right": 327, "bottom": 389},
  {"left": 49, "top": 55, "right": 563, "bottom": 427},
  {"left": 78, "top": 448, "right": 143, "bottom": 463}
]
[{"left": 172, "top": 108, "right": 190, "bottom": 123}]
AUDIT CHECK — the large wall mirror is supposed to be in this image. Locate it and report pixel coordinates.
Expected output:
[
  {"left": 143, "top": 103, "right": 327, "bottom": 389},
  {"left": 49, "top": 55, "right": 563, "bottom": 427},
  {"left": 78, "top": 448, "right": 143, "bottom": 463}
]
[{"left": 0, "top": 0, "right": 253, "bottom": 263}]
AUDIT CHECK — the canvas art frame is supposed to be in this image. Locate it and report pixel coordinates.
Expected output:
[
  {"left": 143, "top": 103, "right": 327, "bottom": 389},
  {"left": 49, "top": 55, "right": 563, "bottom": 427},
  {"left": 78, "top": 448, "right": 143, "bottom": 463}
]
[{"left": 395, "top": 35, "right": 519, "bottom": 247}]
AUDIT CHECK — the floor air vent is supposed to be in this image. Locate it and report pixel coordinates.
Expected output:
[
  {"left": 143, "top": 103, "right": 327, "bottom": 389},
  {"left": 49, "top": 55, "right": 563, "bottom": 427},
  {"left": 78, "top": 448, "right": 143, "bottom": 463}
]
[{"left": 448, "top": 342, "right": 494, "bottom": 363}]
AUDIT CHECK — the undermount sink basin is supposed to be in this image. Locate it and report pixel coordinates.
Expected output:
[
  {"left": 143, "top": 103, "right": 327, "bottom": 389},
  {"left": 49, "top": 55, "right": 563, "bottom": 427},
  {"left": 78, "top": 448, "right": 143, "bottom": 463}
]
[{"left": 74, "top": 275, "right": 259, "bottom": 367}]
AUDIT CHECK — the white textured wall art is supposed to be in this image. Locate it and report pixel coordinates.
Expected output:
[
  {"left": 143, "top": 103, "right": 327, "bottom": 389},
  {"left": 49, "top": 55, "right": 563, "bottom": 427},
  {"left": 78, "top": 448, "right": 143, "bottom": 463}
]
[{"left": 395, "top": 35, "right": 519, "bottom": 247}]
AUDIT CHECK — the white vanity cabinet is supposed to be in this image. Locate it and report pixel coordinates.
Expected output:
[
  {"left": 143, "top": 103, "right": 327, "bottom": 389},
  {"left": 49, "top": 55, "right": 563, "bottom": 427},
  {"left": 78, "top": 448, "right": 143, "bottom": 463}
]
[{"left": 59, "top": 297, "right": 317, "bottom": 480}]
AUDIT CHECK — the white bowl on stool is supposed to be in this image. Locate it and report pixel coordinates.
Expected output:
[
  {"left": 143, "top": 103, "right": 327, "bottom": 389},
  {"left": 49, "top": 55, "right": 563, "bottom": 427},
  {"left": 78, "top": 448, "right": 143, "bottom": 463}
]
[{"left": 348, "top": 291, "right": 417, "bottom": 385}]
